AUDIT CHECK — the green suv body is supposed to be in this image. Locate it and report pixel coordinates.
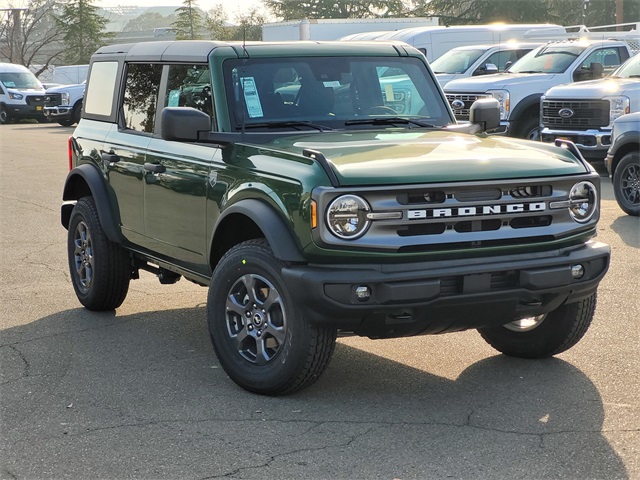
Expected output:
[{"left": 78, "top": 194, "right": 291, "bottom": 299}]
[{"left": 62, "top": 41, "right": 610, "bottom": 395}]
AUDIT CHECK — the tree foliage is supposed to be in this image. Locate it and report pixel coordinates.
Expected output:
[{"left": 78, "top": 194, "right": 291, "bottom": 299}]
[
  {"left": 0, "top": 0, "right": 65, "bottom": 73},
  {"left": 265, "top": 0, "right": 409, "bottom": 20},
  {"left": 123, "top": 12, "right": 177, "bottom": 32},
  {"left": 55, "top": 0, "right": 112, "bottom": 65},
  {"left": 205, "top": 5, "right": 265, "bottom": 41},
  {"left": 414, "top": 0, "right": 639, "bottom": 26},
  {"left": 172, "top": 0, "right": 205, "bottom": 40}
]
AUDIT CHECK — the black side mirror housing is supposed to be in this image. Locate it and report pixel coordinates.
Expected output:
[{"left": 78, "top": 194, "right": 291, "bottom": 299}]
[
  {"left": 161, "top": 107, "right": 211, "bottom": 141},
  {"left": 469, "top": 98, "right": 500, "bottom": 133}
]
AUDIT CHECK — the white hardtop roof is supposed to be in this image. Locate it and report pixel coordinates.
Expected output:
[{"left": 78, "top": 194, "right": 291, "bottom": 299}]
[{"left": 377, "top": 24, "right": 565, "bottom": 42}]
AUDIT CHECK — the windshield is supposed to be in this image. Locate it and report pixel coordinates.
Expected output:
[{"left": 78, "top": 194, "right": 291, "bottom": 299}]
[
  {"left": 223, "top": 56, "right": 451, "bottom": 131},
  {"left": 431, "top": 49, "right": 487, "bottom": 74},
  {"left": 610, "top": 54, "right": 640, "bottom": 78},
  {"left": 509, "top": 45, "right": 585, "bottom": 74},
  {"left": 0, "top": 70, "right": 43, "bottom": 90}
]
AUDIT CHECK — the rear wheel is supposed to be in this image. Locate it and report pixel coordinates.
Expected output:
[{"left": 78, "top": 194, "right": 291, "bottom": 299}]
[
  {"left": 207, "top": 239, "right": 337, "bottom": 395},
  {"left": 612, "top": 152, "right": 640, "bottom": 216},
  {"left": 67, "top": 196, "right": 131, "bottom": 310},
  {"left": 478, "top": 294, "right": 597, "bottom": 358}
]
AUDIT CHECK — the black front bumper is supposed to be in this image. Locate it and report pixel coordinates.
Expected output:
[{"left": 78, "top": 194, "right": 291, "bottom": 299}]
[
  {"left": 5, "top": 103, "right": 46, "bottom": 119},
  {"left": 282, "top": 241, "right": 610, "bottom": 338}
]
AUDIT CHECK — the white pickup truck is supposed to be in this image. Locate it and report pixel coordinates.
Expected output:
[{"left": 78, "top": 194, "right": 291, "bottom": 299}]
[
  {"left": 443, "top": 39, "right": 636, "bottom": 139},
  {"left": 431, "top": 42, "right": 541, "bottom": 88},
  {"left": 540, "top": 53, "right": 639, "bottom": 161},
  {"left": 43, "top": 81, "right": 84, "bottom": 126}
]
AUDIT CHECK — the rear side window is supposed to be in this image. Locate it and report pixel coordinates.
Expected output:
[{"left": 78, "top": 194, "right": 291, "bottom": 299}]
[
  {"left": 85, "top": 61, "right": 118, "bottom": 116},
  {"left": 122, "top": 63, "right": 162, "bottom": 133}
]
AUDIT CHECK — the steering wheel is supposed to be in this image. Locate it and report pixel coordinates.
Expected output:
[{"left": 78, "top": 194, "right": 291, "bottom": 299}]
[{"left": 365, "top": 105, "right": 398, "bottom": 115}]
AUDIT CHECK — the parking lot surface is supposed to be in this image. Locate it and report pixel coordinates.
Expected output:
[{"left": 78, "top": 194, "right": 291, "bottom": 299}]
[{"left": 1, "top": 123, "right": 638, "bottom": 479}]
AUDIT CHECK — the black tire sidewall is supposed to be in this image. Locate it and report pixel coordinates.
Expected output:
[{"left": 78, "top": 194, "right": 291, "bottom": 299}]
[
  {"left": 612, "top": 152, "right": 640, "bottom": 216},
  {"left": 478, "top": 294, "right": 596, "bottom": 358},
  {"left": 67, "top": 197, "right": 129, "bottom": 310},
  {"left": 207, "top": 241, "right": 312, "bottom": 393}
]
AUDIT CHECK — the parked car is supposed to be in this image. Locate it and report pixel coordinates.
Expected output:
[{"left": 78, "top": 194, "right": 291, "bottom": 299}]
[
  {"left": 62, "top": 40, "right": 610, "bottom": 395},
  {"left": 540, "top": 53, "right": 640, "bottom": 161},
  {"left": 430, "top": 42, "right": 540, "bottom": 87},
  {"left": 605, "top": 112, "right": 640, "bottom": 216},
  {"left": 444, "top": 39, "right": 635, "bottom": 139},
  {"left": 44, "top": 81, "right": 85, "bottom": 126},
  {"left": 0, "top": 62, "right": 47, "bottom": 124}
]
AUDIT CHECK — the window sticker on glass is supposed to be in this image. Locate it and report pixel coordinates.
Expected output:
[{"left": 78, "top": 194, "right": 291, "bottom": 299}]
[
  {"left": 384, "top": 84, "right": 395, "bottom": 102},
  {"left": 323, "top": 81, "right": 340, "bottom": 88},
  {"left": 168, "top": 90, "right": 181, "bottom": 107},
  {"left": 241, "top": 77, "right": 264, "bottom": 118}
]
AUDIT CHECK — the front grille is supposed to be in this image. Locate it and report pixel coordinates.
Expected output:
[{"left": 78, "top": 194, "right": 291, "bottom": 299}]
[
  {"left": 25, "top": 95, "right": 45, "bottom": 107},
  {"left": 542, "top": 99, "right": 609, "bottom": 129},
  {"left": 314, "top": 176, "right": 598, "bottom": 253},
  {"left": 445, "top": 93, "right": 491, "bottom": 120},
  {"left": 44, "top": 93, "right": 62, "bottom": 107}
]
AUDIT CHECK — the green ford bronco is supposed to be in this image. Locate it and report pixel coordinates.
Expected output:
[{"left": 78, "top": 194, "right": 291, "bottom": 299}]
[{"left": 62, "top": 41, "right": 610, "bottom": 395}]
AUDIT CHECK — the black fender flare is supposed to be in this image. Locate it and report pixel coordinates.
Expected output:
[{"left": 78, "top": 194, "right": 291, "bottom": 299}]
[
  {"left": 211, "top": 199, "right": 305, "bottom": 264},
  {"left": 61, "top": 163, "right": 122, "bottom": 242},
  {"left": 611, "top": 131, "right": 640, "bottom": 171},
  {"left": 509, "top": 93, "right": 543, "bottom": 128}
]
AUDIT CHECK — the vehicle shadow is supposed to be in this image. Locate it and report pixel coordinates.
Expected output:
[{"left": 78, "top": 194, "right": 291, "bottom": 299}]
[
  {"left": 0, "top": 306, "right": 627, "bottom": 479},
  {"left": 610, "top": 213, "right": 640, "bottom": 247}
]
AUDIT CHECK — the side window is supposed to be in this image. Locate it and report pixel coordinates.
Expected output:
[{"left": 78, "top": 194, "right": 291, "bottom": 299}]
[
  {"left": 84, "top": 61, "right": 119, "bottom": 117},
  {"left": 484, "top": 51, "right": 518, "bottom": 72},
  {"left": 574, "top": 48, "right": 622, "bottom": 81},
  {"left": 165, "top": 64, "right": 212, "bottom": 117},
  {"left": 122, "top": 63, "right": 162, "bottom": 133}
]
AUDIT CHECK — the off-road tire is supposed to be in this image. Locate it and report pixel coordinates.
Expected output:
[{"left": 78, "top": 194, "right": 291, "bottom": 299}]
[
  {"left": 67, "top": 196, "right": 131, "bottom": 310},
  {"left": 478, "top": 293, "right": 597, "bottom": 358},
  {"left": 612, "top": 152, "right": 640, "bottom": 216},
  {"left": 515, "top": 114, "right": 541, "bottom": 140},
  {"left": 207, "top": 239, "right": 337, "bottom": 395}
]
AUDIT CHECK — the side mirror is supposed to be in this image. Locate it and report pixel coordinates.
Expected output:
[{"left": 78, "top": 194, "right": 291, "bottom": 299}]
[
  {"left": 469, "top": 98, "right": 500, "bottom": 133},
  {"left": 504, "top": 61, "right": 513, "bottom": 71},
  {"left": 473, "top": 63, "right": 499, "bottom": 76},
  {"left": 161, "top": 107, "right": 211, "bottom": 141}
]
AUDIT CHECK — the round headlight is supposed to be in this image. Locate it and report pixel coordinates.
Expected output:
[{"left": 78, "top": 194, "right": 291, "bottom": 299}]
[
  {"left": 568, "top": 181, "right": 597, "bottom": 223},
  {"left": 326, "top": 195, "right": 370, "bottom": 239}
]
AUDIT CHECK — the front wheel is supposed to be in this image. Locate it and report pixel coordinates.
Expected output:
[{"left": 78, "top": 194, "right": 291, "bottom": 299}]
[
  {"left": 478, "top": 294, "right": 597, "bottom": 358},
  {"left": 207, "top": 239, "right": 337, "bottom": 395},
  {"left": 612, "top": 152, "right": 640, "bottom": 216},
  {"left": 0, "top": 106, "right": 11, "bottom": 124},
  {"left": 67, "top": 196, "right": 131, "bottom": 310},
  {"left": 515, "top": 115, "right": 541, "bottom": 140}
]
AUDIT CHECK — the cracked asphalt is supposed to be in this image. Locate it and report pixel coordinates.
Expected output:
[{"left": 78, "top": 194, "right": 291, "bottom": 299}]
[{"left": 1, "top": 123, "right": 638, "bottom": 480}]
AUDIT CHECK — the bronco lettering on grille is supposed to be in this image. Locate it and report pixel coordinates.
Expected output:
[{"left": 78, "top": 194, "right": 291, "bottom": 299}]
[{"left": 407, "top": 202, "right": 546, "bottom": 219}]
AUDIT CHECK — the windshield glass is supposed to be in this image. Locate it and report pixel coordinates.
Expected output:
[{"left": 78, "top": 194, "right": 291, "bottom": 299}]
[
  {"left": 509, "top": 45, "right": 585, "bottom": 74},
  {"left": 431, "top": 49, "right": 487, "bottom": 74},
  {"left": 223, "top": 56, "right": 451, "bottom": 131},
  {"left": 610, "top": 54, "right": 640, "bottom": 78},
  {"left": 0, "top": 71, "right": 42, "bottom": 90}
]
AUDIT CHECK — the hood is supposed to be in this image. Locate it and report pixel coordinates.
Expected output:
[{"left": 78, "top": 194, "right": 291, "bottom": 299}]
[
  {"left": 435, "top": 73, "right": 460, "bottom": 88},
  {"left": 45, "top": 83, "right": 85, "bottom": 93},
  {"left": 444, "top": 73, "right": 558, "bottom": 92},
  {"left": 266, "top": 130, "right": 588, "bottom": 186},
  {"left": 544, "top": 77, "right": 640, "bottom": 98}
]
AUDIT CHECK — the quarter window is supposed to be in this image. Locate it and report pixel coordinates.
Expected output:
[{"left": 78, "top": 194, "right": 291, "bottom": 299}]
[
  {"left": 84, "top": 61, "right": 118, "bottom": 116},
  {"left": 122, "top": 63, "right": 162, "bottom": 133}
]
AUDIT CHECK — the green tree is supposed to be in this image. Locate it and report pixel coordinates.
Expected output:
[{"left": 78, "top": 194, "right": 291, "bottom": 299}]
[
  {"left": 265, "top": 0, "right": 409, "bottom": 20},
  {"left": 172, "top": 0, "right": 205, "bottom": 40},
  {"left": 123, "top": 11, "right": 177, "bottom": 32},
  {"left": 55, "top": 0, "right": 112, "bottom": 65},
  {"left": 205, "top": 4, "right": 229, "bottom": 40}
]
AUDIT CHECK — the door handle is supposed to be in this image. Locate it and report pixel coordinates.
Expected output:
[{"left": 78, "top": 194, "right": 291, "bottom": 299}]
[
  {"left": 144, "top": 162, "right": 165, "bottom": 174},
  {"left": 101, "top": 151, "right": 119, "bottom": 166}
]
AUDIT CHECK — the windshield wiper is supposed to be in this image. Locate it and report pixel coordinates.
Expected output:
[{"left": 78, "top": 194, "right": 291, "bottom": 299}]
[
  {"left": 517, "top": 70, "right": 545, "bottom": 73},
  {"left": 344, "top": 117, "right": 438, "bottom": 128},
  {"left": 243, "top": 121, "right": 333, "bottom": 131}
]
